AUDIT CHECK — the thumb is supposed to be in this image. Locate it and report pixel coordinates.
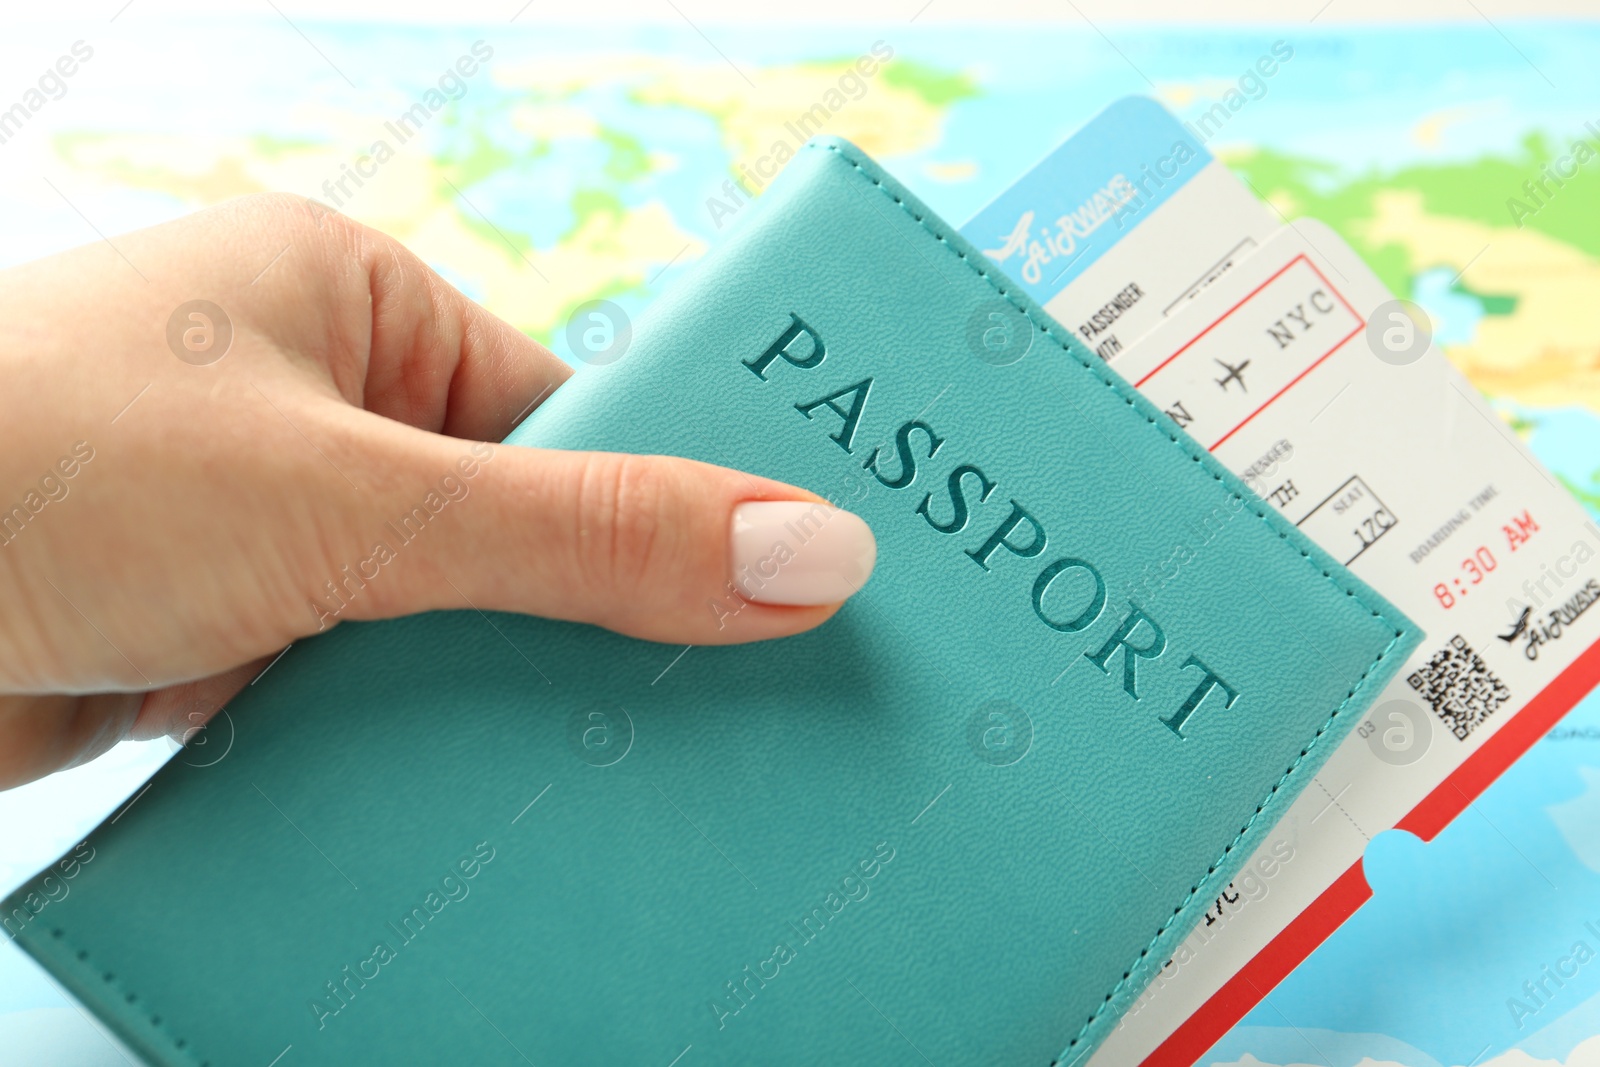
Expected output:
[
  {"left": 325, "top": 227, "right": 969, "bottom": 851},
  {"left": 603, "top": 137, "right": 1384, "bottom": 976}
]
[{"left": 327, "top": 422, "right": 878, "bottom": 646}]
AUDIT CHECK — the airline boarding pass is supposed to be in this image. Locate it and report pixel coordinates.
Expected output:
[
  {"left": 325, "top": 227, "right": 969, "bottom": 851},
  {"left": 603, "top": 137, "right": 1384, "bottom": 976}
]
[{"left": 962, "top": 97, "right": 1600, "bottom": 1066}]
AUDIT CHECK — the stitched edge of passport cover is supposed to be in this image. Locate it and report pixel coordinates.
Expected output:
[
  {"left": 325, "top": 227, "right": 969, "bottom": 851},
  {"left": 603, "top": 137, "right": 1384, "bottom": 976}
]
[{"left": 3, "top": 135, "right": 1421, "bottom": 1067}]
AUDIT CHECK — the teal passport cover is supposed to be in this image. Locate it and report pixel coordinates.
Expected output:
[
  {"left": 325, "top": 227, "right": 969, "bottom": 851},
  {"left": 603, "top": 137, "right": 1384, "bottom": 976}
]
[{"left": 5, "top": 139, "right": 1420, "bottom": 1066}]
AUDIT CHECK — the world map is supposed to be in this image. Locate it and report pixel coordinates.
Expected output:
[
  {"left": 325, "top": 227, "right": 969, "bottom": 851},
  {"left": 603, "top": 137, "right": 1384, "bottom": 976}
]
[{"left": 0, "top": 17, "right": 1598, "bottom": 1067}]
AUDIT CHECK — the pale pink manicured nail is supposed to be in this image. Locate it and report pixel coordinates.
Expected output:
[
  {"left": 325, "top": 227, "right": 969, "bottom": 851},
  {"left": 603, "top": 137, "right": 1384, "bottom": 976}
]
[{"left": 728, "top": 501, "right": 877, "bottom": 606}]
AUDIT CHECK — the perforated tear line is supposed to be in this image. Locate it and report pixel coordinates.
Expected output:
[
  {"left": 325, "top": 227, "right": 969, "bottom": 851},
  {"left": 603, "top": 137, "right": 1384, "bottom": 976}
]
[
  {"left": 804, "top": 140, "right": 1408, "bottom": 1065},
  {"left": 36, "top": 924, "right": 207, "bottom": 1066}
]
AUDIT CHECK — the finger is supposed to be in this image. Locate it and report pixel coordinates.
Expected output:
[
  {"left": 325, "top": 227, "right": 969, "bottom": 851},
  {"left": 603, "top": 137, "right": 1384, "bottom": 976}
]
[
  {"left": 0, "top": 692, "right": 141, "bottom": 791},
  {"left": 0, "top": 658, "right": 262, "bottom": 788},
  {"left": 231, "top": 194, "right": 572, "bottom": 443},
  {"left": 359, "top": 226, "right": 572, "bottom": 441},
  {"left": 129, "top": 655, "right": 275, "bottom": 742},
  {"left": 326, "top": 419, "right": 877, "bottom": 646}
]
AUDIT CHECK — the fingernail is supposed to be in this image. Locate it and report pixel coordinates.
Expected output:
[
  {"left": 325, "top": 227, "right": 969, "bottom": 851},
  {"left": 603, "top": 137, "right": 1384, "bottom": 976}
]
[{"left": 728, "top": 501, "right": 877, "bottom": 606}]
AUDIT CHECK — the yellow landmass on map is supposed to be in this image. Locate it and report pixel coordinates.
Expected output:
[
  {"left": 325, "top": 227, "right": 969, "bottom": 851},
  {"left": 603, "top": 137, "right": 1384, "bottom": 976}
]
[
  {"left": 491, "top": 50, "right": 958, "bottom": 164},
  {"left": 55, "top": 134, "right": 273, "bottom": 203},
  {"left": 1411, "top": 105, "right": 1484, "bottom": 150},
  {"left": 403, "top": 197, "right": 702, "bottom": 337},
  {"left": 1160, "top": 82, "right": 1242, "bottom": 110},
  {"left": 1359, "top": 189, "right": 1600, "bottom": 411},
  {"left": 923, "top": 159, "right": 978, "bottom": 183},
  {"left": 509, "top": 102, "right": 600, "bottom": 141},
  {"left": 50, "top": 131, "right": 704, "bottom": 338},
  {"left": 629, "top": 59, "right": 954, "bottom": 165},
  {"left": 492, "top": 53, "right": 671, "bottom": 98},
  {"left": 47, "top": 52, "right": 970, "bottom": 340}
]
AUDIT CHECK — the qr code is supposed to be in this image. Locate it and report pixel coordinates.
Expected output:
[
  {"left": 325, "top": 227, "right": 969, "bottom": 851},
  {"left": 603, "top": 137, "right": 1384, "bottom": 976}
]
[{"left": 1406, "top": 634, "right": 1511, "bottom": 740}]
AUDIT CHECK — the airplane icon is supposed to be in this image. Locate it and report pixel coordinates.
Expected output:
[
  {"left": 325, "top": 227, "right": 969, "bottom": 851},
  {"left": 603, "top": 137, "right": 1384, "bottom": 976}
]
[
  {"left": 1498, "top": 605, "right": 1533, "bottom": 643},
  {"left": 1213, "top": 358, "right": 1250, "bottom": 393}
]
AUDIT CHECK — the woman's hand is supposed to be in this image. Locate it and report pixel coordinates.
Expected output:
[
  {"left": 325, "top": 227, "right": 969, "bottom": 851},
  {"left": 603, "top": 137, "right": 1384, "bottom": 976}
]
[{"left": 0, "top": 194, "right": 875, "bottom": 788}]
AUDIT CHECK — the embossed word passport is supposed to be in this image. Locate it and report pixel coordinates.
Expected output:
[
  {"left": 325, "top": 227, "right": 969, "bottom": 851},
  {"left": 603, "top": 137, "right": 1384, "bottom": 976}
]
[{"left": 4, "top": 138, "right": 1420, "bottom": 1066}]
